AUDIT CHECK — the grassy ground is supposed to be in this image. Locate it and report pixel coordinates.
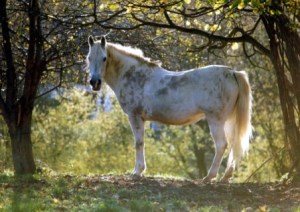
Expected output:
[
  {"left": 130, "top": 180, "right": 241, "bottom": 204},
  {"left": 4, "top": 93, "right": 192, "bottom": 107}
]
[{"left": 1, "top": 173, "right": 300, "bottom": 211}]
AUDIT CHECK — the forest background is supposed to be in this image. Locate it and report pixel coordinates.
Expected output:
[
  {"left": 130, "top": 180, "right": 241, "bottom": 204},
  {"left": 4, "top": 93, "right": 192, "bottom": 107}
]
[{"left": 0, "top": 0, "right": 299, "bottom": 184}]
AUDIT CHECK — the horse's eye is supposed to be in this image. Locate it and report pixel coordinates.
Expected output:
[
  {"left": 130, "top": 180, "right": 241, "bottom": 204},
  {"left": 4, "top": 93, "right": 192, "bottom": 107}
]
[{"left": 103, "top": 57, "right": 107, "bottom": 62}]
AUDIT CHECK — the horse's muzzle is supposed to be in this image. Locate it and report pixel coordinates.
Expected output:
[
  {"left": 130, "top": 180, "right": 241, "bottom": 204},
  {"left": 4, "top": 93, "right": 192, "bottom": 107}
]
[{"left": 90, "top": 79, "right": 102, "bottom": 91}]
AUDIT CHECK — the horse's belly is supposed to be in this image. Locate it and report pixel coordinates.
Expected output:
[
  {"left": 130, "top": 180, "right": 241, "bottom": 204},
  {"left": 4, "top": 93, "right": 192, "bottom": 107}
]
[{"left": 146, "top": 111, "right": 205, "bottom": 125}]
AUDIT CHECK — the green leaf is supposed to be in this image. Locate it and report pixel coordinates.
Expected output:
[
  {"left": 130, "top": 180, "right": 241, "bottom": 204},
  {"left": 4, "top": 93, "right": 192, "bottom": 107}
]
[
  {"left": 230, "top": 0, "right": 240, "bottom": 9},
  {"left": 108, "top": 2, "right": 120, "bottom": 11},
  {"left": 238, "top": 0, "right": 245, "bottom": 9}
]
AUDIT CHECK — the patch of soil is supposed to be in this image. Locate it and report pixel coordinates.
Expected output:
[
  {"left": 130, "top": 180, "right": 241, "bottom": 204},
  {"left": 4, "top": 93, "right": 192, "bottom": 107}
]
[{"left": 81, "top": 175, "right": 300, "bottom": 210}]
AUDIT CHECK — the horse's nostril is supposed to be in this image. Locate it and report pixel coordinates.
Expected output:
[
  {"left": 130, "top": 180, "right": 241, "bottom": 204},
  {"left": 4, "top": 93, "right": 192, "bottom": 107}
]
[
  {"left": 90, "top": 79, "right": 102, "bottom": 90},
  {"left": 90, "top": 79, "right": 101, "bottom": 86}
]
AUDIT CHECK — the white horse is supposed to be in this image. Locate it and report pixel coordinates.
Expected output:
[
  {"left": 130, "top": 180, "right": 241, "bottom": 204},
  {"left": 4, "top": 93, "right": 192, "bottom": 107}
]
[{"left": 86, "top": 36, "right": 252, "bottom": 183}]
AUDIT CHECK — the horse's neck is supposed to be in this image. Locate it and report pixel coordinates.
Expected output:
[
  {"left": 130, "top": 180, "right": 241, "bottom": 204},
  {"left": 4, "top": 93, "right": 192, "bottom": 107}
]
[{"left": 104, "top": 46, "right": 136, "bottom": 90}]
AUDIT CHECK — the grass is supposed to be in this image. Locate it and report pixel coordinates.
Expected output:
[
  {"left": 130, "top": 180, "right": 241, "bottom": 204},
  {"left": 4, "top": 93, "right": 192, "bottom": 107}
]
[{"left": 0, "top": 173, "right": 299, "bottom": 211}]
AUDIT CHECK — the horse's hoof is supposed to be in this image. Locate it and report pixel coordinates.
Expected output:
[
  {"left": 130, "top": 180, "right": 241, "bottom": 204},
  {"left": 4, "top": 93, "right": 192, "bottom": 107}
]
[
  {"left": 201, "top": 175, "right": 218, "bottom": 184},
  {"left": 220, "top": 177, "right": 231, "bottom": 183},
  {"left": 201, "top": 176, "right": 212, "bottom": 184},
  {"left": 131, "top": 173, "right": 142, "bottom": 180},
  {"left": 131, "top": 169, "right": 143, "bottom": 179}
]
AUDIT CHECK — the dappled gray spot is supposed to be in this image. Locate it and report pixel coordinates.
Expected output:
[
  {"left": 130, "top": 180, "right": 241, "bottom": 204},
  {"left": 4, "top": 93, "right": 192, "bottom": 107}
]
[
  {"left": 133, "top": 105, "right": 144, "bottom": 115},
  {"left": 135, "top": 71, "right": 148, "bottom": 88},
  {"left": 159, "top": 78, "right": 165, "bottom": 84},
  {"left": 156, "top": 87, "right": 169, "bottom": 96},
  {"left": 167, "top": 75, "right": 189, "bottom": 89},
  {"left": 223, "top": 71, "right": 232, "bottom": 79},
  {"left": 123, "top": 66, "right": 136, "bottom": 81}
]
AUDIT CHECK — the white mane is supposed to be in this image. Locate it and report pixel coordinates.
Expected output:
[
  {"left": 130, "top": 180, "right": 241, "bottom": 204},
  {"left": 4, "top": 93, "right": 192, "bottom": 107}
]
[
  {"left": 107, "top": 43, "right": 162, "bottom": 67},
  {"left": 109, "top": 43, "right": 144, "bottom": 57}
]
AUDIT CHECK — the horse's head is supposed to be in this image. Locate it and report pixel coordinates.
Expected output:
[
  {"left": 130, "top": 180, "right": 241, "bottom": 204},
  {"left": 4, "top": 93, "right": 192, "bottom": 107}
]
[{"left": 87, "top": 35, "right": 107, "bottom": 91}]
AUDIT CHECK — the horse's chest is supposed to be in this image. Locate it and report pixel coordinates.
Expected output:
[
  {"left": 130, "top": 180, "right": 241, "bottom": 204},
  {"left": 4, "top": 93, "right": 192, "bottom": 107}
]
[
  {"left": 116, "top": 68, "right": 151, "bottom": 113},
  {"left": 116, "top": 82, "right": 145, "bottom": 114}
]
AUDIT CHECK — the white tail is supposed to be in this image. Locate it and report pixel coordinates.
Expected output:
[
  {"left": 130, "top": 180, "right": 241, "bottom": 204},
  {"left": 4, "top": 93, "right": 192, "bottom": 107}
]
[{"left": 226, "top": 71, "right": 252, "bottom": 167}]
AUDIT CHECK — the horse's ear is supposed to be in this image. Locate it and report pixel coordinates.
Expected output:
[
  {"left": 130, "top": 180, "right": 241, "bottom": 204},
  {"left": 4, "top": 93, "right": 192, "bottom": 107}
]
[
  {"left": 101, "top": 36, "right": 106, "bottom": 47},
  {"left": 88, "top": 35, "right": 94, "bottom": 46}
]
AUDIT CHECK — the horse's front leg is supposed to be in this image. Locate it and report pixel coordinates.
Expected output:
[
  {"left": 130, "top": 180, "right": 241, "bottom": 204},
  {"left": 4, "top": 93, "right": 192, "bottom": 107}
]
[{"left": 128, "top": 114, "right": 146, "bottom": 177}]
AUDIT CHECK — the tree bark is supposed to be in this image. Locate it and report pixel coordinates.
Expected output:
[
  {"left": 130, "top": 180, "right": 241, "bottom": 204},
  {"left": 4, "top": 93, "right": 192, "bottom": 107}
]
[
  {"left": 192, "top": 144, "right": 207, "bottom": 178},
  {"left": 9, "top": 124, "right": 36, "bottom": 175},
  {"left": 262, "top": 13, "right": 300, "bottom": 179},
  {"left": 5, "top": 98, "right": 36, "bottom": 175},
  {"left": 189, "top": 126, "right": 208, "bottom": 178}
]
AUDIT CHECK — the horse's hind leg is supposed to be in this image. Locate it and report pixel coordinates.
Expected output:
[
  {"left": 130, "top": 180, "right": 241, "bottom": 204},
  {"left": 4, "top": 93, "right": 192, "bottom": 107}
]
[
  {"left": 220, "top": 150, "right": 235, "bottom": 183},
  {"left": 202, "top": 119, "right": 227, "bottom": 183},
  {"left": 128, "top": 114, "right": 146, "bottom": 177}
]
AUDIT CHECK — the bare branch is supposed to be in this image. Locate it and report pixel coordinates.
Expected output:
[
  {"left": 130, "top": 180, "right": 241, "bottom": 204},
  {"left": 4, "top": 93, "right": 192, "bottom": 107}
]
[
  {"left": 131, "top": 13, "right": 271, "bottom": 57},
  {"left": 164, "top": 10, "right": 175, "bottom": 27},
  {"left": 35, "top": 81, "right": 61, "bottom": 99},
  {"left": 122, "top": 0, "right": 183, "bottom": 10}
]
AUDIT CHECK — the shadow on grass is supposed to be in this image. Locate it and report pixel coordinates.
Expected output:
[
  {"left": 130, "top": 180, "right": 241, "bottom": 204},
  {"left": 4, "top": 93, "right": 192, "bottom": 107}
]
[{"left": 1, "top": 174, "right": 300, "bottom": 211}]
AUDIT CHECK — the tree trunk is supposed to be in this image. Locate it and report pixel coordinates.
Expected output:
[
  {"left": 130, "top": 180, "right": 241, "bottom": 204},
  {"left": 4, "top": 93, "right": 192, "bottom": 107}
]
[
  {"left": 192, "top": 144, "right": 208, "bottom": 178},
  {"left": 189, "top": 125, "right": 208, "bottom": 178},
  {"left": 9, "top": 127, "right": 36, "bottom": 175},
  {"left": 262, "top": 13, "right": 300, "bottom": 179},
  {"left": 7, "top": 104, "right": 36, "bottom": 175}
]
